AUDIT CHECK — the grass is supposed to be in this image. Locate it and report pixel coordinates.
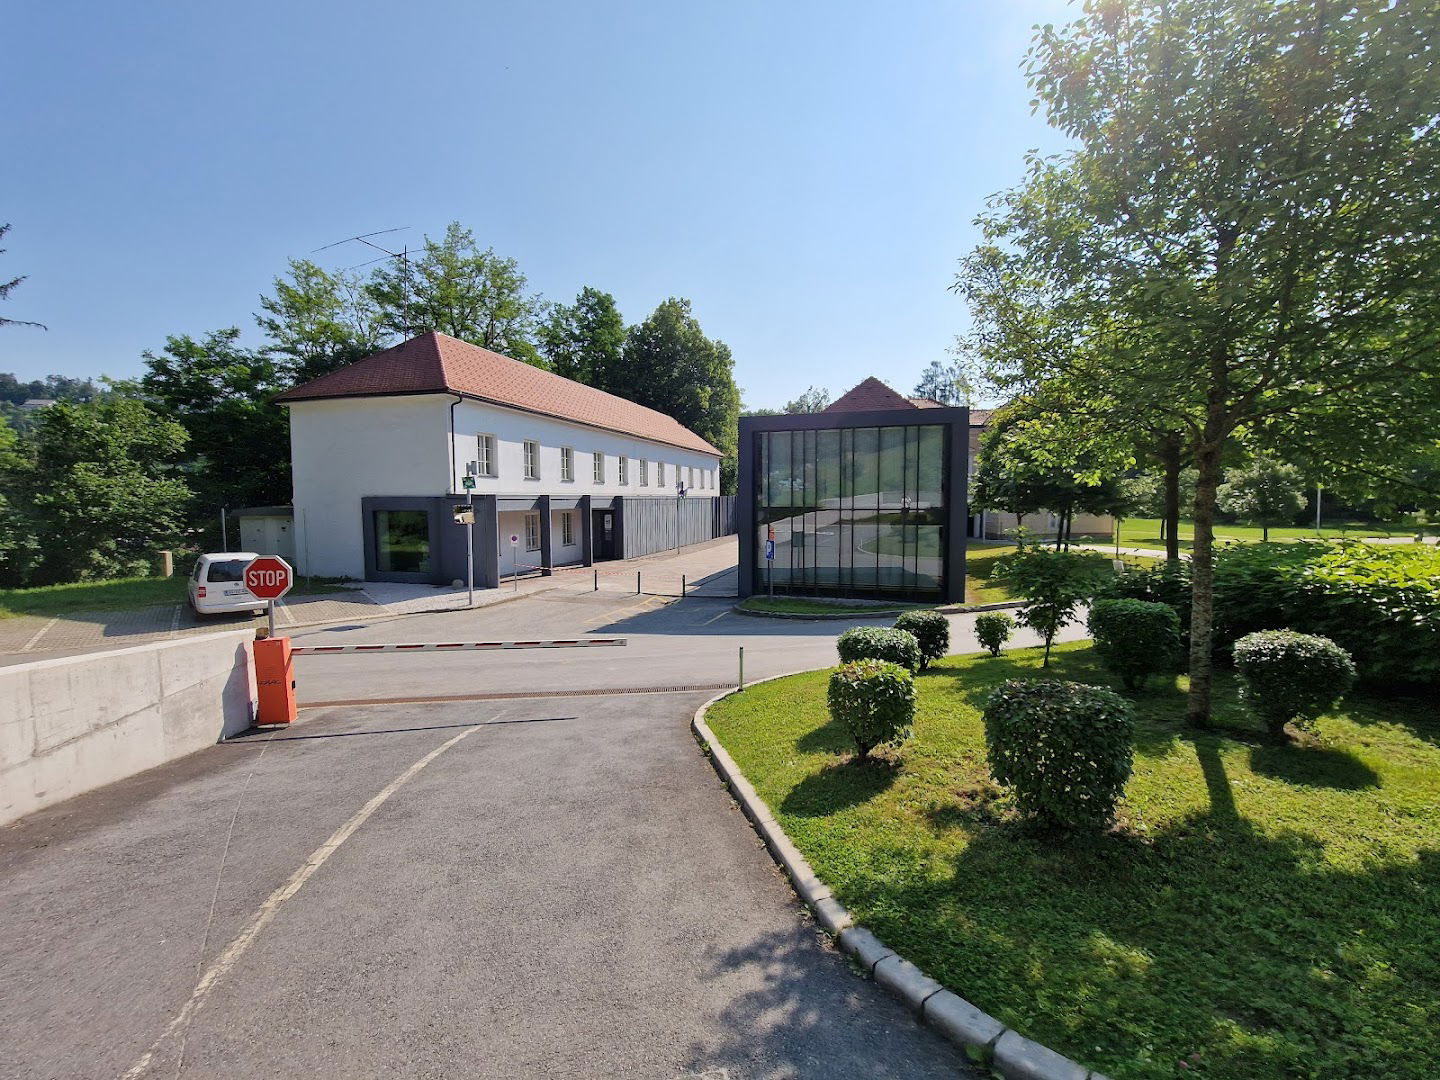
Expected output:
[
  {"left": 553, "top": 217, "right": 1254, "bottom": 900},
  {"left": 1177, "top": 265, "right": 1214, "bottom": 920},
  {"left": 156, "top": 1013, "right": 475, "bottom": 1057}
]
[
  {"left": 704, "top": 643, "right": 1440, "bottom": 1079},
  {"left": 737, "top": 596, "right": 930, "bottom": 616},
  {"left": 1115, "top": 517, "right": 1421, "bottom": 551},
  {"left": 0, "top": 574, "right": 354, "bottom": 618},
  {"left": 964, "top": 543, "right": 1160, "bottom": 605}
]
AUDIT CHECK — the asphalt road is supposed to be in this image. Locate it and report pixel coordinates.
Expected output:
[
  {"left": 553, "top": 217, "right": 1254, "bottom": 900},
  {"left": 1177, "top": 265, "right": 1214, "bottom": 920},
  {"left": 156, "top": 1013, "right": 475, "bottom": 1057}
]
[{"left": 2, "top": 589, "right": 1084, "bottom": 1078}]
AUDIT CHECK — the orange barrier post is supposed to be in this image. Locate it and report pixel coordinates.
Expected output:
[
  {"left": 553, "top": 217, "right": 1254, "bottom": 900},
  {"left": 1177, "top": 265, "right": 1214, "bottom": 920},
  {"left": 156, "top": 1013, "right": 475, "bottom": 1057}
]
[{"left": 253, "top": 634, "right": 297, "bottom": 726}]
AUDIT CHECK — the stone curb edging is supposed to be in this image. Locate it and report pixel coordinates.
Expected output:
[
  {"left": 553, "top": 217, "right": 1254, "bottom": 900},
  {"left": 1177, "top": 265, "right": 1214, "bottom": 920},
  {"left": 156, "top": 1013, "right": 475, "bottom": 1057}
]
[
  {"left": 732, "top": 599, "right": 1026, "bottom": 621},
  {"left": 692, "top": 678, "right": 1110, "bottom": 1080}
]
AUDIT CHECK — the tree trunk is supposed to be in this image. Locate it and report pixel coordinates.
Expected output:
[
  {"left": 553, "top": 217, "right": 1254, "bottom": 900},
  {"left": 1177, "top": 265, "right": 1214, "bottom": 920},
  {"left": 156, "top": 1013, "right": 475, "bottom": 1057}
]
[
  {"left": 1187, "top": 431, "right": 1227, "bottom": 727},
  {"left": 1263, "top": 524, "right": 1269, "bottom": 542},
  {"left": 1160, "top": 434, "right": 1183, "bottom": 563}
]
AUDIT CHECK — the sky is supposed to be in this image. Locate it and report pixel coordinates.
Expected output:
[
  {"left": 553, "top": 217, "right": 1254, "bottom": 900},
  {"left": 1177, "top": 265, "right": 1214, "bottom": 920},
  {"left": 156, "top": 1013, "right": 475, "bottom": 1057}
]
[{"left": 2, "top": 0, "right": 1076, "bottom": 409}]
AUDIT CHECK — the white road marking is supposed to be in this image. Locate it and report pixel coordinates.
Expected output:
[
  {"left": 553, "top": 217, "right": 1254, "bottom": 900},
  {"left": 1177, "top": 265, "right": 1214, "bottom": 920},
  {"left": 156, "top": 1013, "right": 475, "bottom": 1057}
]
[
  {"left": 21, "top": 617, "right": 58, "bottom": 652},
  {"left": 119, "top": 722, "right": 484, "bottom": 1079}
]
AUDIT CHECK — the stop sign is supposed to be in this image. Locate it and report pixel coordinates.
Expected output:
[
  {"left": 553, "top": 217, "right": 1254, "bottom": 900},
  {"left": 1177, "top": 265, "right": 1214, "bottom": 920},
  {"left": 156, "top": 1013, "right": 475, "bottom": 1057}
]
[{"left": 243, "top": 555, "right": 293, "bottom": 601}]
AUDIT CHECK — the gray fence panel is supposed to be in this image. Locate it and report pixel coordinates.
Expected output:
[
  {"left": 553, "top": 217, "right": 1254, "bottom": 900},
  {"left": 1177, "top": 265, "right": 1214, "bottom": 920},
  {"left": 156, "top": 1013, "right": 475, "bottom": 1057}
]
[{"left": 621, "top": 496, "right": 730, "bottom": 559}]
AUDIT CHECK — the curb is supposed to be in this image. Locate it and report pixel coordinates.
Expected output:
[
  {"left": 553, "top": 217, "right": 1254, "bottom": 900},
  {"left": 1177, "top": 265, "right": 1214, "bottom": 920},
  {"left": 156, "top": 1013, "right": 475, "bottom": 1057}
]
[
  {"left": 730, "top": 605, "right": 910, "bottom": 621},
  {"left": 936, "top": 600, "right": 1026, "bottom": 614},
  {"left": 692, "top": 680, "right": 1109, "bottom": 1080}
]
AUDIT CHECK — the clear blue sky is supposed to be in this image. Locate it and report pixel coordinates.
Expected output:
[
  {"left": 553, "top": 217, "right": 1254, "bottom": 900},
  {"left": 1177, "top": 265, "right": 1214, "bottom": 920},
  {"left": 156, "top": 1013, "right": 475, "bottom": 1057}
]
[{"left": 2, "top": 0, "right": 1073, "bottom": 408}]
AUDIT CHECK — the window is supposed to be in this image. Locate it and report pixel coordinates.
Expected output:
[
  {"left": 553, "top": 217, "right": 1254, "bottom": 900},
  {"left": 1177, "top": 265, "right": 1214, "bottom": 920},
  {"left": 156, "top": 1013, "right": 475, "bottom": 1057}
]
[
  {"left": 524, "top": 440, "right": 539, "bottom": 480},
  {"left": 593, "top": 451, "right": 604, "bottom": 484},
  {"left": 657, "top": 462, "right": 666, "bottom": 487},
  {"left": 640, "top": 459, "right": 649, "bottom": 486},
  {"left": 561, "top": 446, "right": 574, "bottom": 482},
  {"left": 619, "top": 456, "right": 629, "bottom": 485},
  {"left": 476, "top": 434, "right": 496, "bottom": 477},
  {"left": 525, "top": 512, "right": 541, "bottom": 551},
  {"left": 561, "top": 512, "right": 575, "bottom": 546},
  {"left": 375, "top": 510, "right": 431, "bottom": 574}
]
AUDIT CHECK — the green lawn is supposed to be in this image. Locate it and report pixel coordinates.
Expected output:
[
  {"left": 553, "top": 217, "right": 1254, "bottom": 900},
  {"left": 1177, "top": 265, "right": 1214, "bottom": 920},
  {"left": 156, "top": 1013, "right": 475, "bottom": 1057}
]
[
  {"left": 0, "top": 574, "right": 353, "bottom": 618},
  {"left": 1116, "top": 517, "right": 1420, "bottom": 551},
  {"left": 704, "top": 643, "right": 1440, "bottom": 1079},
  {"left": 963, "top": 543, "right": 1158, "bottom": 605}
]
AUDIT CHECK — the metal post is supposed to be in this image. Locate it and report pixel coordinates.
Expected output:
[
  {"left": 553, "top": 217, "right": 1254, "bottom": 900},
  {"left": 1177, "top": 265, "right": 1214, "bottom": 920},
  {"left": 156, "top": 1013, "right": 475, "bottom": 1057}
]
[
  {"left": 220, "top": 507, "right": 228, "bottom": 550},
  {"left": 267, "top": 598, "right": 276, "bottom": 639},
  {"left": 1315, "top": 484, "right": 1322, "bottom": 532},
  {"left": 739, "top": 646, "right": 745, "bottom": 689},
  {"left": 512, "top": 540, "right": 518, "bottom": 592},
  {"left": 682, "top": 574, "right": 687, "bottom": 597},
  {"left": 636, "top": 571, "right": 641, "bottom": 595},
  {"left": 594, "top": 569, "right": 598, "bottom": 592},
  {"left": 466, "top": 490, "right": 475, "bottom": 608}
]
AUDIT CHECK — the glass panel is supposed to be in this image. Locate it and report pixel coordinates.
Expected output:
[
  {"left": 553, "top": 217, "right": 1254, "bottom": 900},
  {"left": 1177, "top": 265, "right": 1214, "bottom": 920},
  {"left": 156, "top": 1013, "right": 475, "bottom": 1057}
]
[
  {"left": 767, "top": 431, "right": 792, "bottom": 508},
  {"left": 879, "top": 426, "right": 906, "bottom": 509},
  {"left": 917, "top": 425, "right": 945, "bottom": 508},
  {"left": 851, "top": 427, "right": 879, "bottom": 508},
  {"left": 376, "top": 510, "right": 430, "bottom": 574},
  {"left": 816, "top": 429, "right": 841, "bottom": 510},
  {"left": 801, "top": 429, "right": 817, "bottom": 509},
  {"left": 914, "top": 526, "right": 943, "bottom": 589}
]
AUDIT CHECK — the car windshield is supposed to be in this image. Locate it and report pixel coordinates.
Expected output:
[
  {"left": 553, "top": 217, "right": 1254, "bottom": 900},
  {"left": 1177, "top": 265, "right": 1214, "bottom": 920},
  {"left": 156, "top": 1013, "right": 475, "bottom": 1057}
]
[{"left": 205, "top": 559, "right": 250, "bottom": 583}]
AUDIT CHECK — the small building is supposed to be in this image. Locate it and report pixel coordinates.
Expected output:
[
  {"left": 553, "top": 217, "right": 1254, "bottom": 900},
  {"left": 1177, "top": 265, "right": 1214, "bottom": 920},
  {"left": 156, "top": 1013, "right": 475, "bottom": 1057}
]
[
  {"left": 276, "top": 332, "right": 728, "bottom": 586},
  {"left": 19, "top": 398, "right": 57, "bottom": 411},
  {"left": 737, "top": 378, "right": 970, "bottom": 604},
  {"left": 232, "top": 506, "right": 297, "bottom": 563}
]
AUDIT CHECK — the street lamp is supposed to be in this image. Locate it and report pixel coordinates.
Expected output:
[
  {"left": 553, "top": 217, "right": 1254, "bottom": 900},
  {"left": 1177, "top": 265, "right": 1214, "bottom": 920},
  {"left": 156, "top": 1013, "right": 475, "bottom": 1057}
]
[{"left": 675, "top": 478, "right": 688, "bottom": 552}]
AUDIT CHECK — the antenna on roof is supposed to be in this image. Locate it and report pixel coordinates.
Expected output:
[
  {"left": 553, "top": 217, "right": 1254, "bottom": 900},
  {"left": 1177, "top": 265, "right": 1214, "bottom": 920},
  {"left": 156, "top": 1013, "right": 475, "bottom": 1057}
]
[{"left": 314, "top": 228, "right": 419, "bottom": 338}]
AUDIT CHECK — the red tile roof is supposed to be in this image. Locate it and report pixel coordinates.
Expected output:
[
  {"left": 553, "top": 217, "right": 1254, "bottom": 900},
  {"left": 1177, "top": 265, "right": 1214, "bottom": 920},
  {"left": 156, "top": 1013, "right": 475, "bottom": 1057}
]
[
  {"left": 276, "top": 332, "right": 722, "bottom": 457},
  {"left": 823, "top": 377, "right": 917, "bottom": 413},
  {"left": 906, "top": 396, "right": 945, "bottom": 409}
]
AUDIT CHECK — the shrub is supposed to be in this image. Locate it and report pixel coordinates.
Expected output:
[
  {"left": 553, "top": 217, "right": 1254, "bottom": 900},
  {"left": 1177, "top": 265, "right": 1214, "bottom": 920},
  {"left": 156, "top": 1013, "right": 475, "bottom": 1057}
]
[
  {"left": 991, "top": 546, "right": 1112, "bottom": 665},
  {"left": 1104, "top": 559, "right": 1193, "bottom": 644},
  {"left": 837, "top": 625, "right": 923, "bottom": 672},
  {"left": 975, "top": 612, "right": 1015, "bottom": 657},
  {"left": 1087, "top": 598, "right": 1182, "bottom": 691},
  {"left": 827, "top": 659, "right": 917, "bottom": 758},
  {"left": 983, "top": 679, "right": 1135, "bottom": 831},
  {"left": 1232, "top": 630, "right": 1357, "bottom": 739},
  {"left": 894, "top": 610, "right": 949, "bottom": 669}
]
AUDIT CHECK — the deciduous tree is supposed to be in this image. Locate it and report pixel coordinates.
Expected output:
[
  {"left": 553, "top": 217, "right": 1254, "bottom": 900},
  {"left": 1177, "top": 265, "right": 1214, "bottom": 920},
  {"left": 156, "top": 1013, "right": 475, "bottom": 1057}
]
[
  {"left": 1218, "top": 457, "right": 1306, "bottom": 540},
  {"left": 538, "top": 287, "right": 625, "bottom": 390}
]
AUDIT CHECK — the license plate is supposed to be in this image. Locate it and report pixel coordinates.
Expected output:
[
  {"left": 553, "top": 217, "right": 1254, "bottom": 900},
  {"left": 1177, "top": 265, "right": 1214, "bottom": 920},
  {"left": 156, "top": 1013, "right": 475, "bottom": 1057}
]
[{"left": 225, "top": 587, "right": 246, "bottom": 596}]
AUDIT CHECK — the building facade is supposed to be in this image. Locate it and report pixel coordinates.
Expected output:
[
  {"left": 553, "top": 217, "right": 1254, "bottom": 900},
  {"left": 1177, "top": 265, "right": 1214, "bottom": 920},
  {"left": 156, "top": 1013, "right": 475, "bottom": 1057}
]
[
  {"left": 278, "top": 332, "right": 727, "bottom": 586},
  {"left": 737, "top": 379, "right": 969, "bottom": 604}
]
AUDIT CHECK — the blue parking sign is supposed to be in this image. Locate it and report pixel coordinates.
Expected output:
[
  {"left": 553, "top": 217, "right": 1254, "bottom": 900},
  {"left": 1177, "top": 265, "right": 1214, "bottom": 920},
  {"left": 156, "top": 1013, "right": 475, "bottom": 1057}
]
[{"left": 765, "top": 539, "right": 775, "bottom": 560}]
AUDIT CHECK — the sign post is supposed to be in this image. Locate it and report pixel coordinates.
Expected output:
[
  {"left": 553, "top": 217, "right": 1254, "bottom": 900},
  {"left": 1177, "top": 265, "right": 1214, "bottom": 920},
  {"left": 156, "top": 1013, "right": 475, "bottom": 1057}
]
[
  {"left": 510, "top": 534, "right": 519, "bottom": 592},
  {"left": 675, "top": 480, "right": 688, "bottom": 553},
  {"left": 766, "top": 524, "right": 775, "bottom": 599},
  {"left": 243, "top": 555, "right": 294, "bottom": 638}
]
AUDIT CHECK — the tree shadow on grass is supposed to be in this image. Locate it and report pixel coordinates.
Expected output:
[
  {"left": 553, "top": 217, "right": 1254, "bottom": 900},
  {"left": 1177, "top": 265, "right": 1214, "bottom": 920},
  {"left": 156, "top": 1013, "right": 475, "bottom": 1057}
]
[
  {"left": 1248, "top": 742, "right": 1380, "bottom": 790},
  {"left": 796, "top": 718, "right": 853, "bottom": 754},
  {"left": 829, "top": 738, "right": 1440, "bottom": 1080},
  {"left": 780, "top": 757, "right": 901, "bottom": 817}
]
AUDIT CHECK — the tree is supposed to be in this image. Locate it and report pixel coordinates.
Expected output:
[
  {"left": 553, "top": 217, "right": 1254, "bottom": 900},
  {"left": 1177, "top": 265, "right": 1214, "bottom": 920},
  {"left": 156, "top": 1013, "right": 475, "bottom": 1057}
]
[
  {"left": 992, "top": 544, "right": 1112, "bottom": 666},
  {"left": 538, "top": 287, "right": 625, "bottom": 389},
  {"left": 367, "top": 222, "right": 543, "bottom": 363},
  {"left": 257, "top": 259, "right": 385, "bottom": 384},
  {"left": 783, "top": 386, "right": 830, "bottom": 413},
  {"left": 617, "top": 298, "right": 741, "bottom": 492},
  {"left": 0, "top": 223, "right": 45, "bottom": 330},
  {"left": 10, "top": 399, "right": 190, "bottom": 583},
  {"left": 1218, "top": 457, "right": 1306, "bottom": 541},
  {"left": 141, "top": 329, "right": 291, "bottom": 526},
  {"left": 913, "top": 358, "right": 974, "bottom": 405},
  {"left": 957, "top": 0, "right": 1440, "bottom": 725}
]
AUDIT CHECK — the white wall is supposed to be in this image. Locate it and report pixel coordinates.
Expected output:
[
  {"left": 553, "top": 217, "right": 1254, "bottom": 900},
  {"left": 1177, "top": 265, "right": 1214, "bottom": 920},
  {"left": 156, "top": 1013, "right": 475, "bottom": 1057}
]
[
  {"left": 451, "top": 399, "right": 721, "bottom": 498},
  {"left": 289, "top": 396, "right": 453, "bottom": 578},
  {"left": 0, "top": 631, "right": 256, "bottom": 826}
]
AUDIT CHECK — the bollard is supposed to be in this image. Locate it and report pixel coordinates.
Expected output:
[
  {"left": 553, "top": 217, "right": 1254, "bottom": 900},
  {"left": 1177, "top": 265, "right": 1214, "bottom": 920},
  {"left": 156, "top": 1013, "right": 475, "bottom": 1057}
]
[
  {"left": 682, "top": 574, "right": 687, "bottom": 597},
  {"left": 636, "top": 571, "right": 641, "bottom": 595},
  {"left": 738, "top": 646, "right": 745, "bottom": 688},
  {"left": 594, "top": 569, "right": 598, "bottom": 592},
  {"left": 253, "top": 634, "right": 297, "bottom": 726}
]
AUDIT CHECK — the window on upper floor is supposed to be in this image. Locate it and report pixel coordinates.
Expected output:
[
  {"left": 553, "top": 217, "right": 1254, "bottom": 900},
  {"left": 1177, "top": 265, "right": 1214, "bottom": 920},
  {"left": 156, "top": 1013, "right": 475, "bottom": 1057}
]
[
  {"left": 524, "top": 440, "right": 540, "bottom": 480},
  {"left": 561, "top": 446, "right": 574, "bottom": 482},
  {"left": 657, "top": 462, "right": 666, "bottom": 488},
  {"left": 593, "top": 451, "right": 604, "bottom": 484},
  {"left": 561, "top": 511, "right": 575, "bottom": 546},
  {"left": 619, "top": 456, "right": 629, "bottom": 485},
  {"left": 640, "top": 459, "right": 649, "bottom": 486},
  {"left": 475, "top": 434, "right": 496, "bottom": 478}
]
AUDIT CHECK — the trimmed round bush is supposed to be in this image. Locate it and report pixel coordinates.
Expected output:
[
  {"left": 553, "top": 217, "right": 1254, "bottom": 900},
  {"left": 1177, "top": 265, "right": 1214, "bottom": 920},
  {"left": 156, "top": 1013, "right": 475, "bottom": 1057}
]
[
  {"left": 1088, "top": 598, "right": 1183, "bottom": 691},
  {"left": 836, "top": 625, "right": 923, "bottom": 672},
  {"left": 975, "top": 612, "right": 1015, "bottom": 657},
  {"left": 983, "top": 679, "right": 1135, "bottom": 831},
  {"left": 827, "top": 659, "right": 917, "bottom": 758},
  {"left": 1232, "top": 630, "right": 1356, "bottom": 738},
  {"left": 894, "top": 610, "right": 949, "bottom": 669}
]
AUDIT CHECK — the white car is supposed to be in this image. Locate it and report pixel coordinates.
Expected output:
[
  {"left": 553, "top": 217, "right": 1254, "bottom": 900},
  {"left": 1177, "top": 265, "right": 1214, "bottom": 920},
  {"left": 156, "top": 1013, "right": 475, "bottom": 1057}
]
[{"left": 188, "top": 552, "right": 266, "bottom": 616}]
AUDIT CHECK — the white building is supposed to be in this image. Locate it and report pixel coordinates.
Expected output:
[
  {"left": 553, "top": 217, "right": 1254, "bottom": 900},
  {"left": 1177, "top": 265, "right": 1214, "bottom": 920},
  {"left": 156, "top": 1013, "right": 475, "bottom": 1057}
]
[{"left": 274, "top": 332, "right": 726, "bottom": 585}]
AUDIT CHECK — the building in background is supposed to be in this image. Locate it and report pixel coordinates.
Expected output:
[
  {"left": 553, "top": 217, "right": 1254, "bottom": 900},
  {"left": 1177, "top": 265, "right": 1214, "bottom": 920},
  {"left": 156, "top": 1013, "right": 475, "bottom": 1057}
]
[
  {"left": 275, "top": 332, "right": 730, "bottom": 586},
  {"left": 737, "top": 378, "right": 969, "bottom": 604}
]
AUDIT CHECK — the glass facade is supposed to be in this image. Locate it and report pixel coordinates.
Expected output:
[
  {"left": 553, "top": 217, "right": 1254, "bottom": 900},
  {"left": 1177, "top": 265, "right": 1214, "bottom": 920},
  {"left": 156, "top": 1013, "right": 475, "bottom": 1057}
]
[
  {"left": 374, "top": 510, "right": 431, "bottom": 574},
  {"left": 753, "top": 424, "right": 948, "bottom": 599}
]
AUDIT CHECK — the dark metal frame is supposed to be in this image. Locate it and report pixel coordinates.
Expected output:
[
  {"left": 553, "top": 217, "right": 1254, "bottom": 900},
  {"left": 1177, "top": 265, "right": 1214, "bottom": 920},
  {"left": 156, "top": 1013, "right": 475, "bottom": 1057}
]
[{"left": 737, "top": 407, "right": 969, "bottom": 604}]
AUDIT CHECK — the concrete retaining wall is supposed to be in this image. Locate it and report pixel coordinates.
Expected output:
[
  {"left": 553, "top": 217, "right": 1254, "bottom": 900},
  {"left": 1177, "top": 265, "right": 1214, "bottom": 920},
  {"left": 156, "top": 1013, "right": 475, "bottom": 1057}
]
[{"left": 0, "top": 631, "right": 256, "bottom": 826}]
